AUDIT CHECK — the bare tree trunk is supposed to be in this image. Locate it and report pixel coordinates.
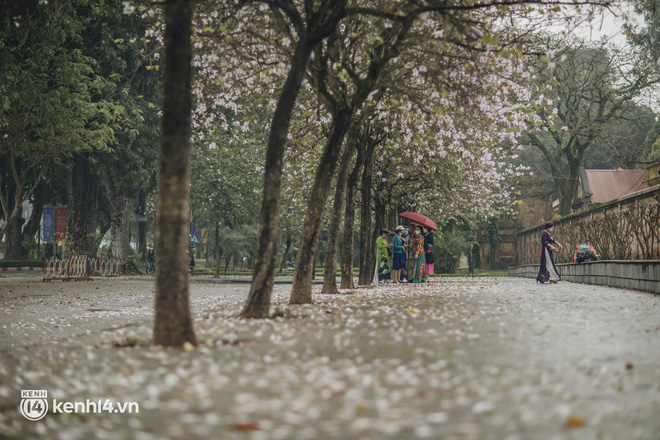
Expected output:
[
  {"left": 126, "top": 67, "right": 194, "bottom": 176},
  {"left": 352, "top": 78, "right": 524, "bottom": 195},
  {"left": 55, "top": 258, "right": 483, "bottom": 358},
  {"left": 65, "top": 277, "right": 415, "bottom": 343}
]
[
  {"left": 358, "top": 149, "right": 375, "bottom": 285},
  {"left": 240, "top": 39, "right": 315, "bottom": 318},
  {"left": 322, "top": 144, "right": 355, "bottom": 294},
  {"left": 290, "top": 110, "right": 353, "bottom": 304},
  {"left": 153, "top": 0, "right": 196, "bottom": 347}
]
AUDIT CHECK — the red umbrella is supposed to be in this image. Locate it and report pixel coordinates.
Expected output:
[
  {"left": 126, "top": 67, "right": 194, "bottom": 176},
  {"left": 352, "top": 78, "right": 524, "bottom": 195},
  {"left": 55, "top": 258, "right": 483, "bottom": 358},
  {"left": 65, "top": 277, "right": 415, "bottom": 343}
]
[{"left": 399, "top": 212, "right": 438, "bottom": 231}]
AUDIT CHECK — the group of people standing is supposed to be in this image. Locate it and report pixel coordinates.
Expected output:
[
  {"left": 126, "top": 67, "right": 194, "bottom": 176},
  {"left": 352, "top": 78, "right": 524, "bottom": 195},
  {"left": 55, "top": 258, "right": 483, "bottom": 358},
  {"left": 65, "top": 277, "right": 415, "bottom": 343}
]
[{"left": 374, "top": 224, "right": 434, "bottom": 285}]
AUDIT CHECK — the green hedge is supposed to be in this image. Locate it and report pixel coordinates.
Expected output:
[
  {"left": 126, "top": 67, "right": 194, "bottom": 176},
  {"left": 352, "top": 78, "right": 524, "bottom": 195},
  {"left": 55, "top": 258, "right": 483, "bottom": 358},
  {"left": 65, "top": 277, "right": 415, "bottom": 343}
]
[{"left": 0, "top": 260, "right": 45, "bottom": 268}]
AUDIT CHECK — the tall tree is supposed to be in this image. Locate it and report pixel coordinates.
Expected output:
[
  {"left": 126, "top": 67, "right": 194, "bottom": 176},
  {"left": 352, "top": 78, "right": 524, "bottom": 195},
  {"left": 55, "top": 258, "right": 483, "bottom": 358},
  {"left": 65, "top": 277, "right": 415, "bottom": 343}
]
[
  {"left": 0, "top": 0, "right": 114, "bottom": 248},
  {"left": 68, "top": 0, "right": 161, "bottom": 258},
  {"left": 153, "top": 0, "right": 196, "bottom": 347}
]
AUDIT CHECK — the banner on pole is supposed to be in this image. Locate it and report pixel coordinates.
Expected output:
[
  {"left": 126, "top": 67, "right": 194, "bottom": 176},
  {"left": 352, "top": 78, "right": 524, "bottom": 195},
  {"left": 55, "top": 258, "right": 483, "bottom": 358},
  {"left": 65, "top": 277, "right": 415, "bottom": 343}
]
[
  {"left": 56, "top": 207, "right": 67, "bottom": 241},
  {"left": 42, "top": 207, "right": 54, "bottom": 242}
]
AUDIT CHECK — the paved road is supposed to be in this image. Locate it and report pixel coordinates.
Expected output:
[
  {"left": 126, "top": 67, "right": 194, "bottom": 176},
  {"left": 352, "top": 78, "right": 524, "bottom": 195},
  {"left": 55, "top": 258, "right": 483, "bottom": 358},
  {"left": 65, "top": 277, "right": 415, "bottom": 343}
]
[
  {"left": 0, "top": 278, "right": 250, "bottom": 349},
  {"left": 0, "top": 277, "right": 658, "bottom": 439}
]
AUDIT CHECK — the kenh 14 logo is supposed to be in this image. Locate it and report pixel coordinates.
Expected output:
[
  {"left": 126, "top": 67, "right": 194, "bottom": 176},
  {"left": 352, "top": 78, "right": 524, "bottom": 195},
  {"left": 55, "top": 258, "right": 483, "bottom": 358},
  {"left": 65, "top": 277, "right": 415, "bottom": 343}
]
[{"left": 19, "top": 390, "right": 48, "bottom": 421}]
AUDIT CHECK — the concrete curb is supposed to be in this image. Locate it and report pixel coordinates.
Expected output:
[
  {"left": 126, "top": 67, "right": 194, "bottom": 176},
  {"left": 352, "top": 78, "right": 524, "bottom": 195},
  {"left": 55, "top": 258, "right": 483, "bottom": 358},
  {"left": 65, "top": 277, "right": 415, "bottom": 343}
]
[{"left": 0, "top": 266, "right": 45, "bottom": 271}]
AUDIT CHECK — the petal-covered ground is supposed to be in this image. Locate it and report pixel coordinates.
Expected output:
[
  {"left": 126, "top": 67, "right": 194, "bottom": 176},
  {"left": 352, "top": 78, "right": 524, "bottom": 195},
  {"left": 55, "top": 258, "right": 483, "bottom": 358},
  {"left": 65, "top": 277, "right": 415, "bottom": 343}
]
[{"left": 0, "top": 277, "right": 659, "bottom": 439}]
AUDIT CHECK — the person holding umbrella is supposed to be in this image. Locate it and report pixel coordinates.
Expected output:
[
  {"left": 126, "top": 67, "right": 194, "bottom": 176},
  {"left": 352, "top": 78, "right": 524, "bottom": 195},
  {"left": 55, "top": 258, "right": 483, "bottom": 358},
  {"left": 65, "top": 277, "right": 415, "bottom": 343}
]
[
  {"left": 411, "top": 225, "right": 427, "bottom": 283},
  {"left": 398, "top": 212, "right": 437, "bottom": 282}
]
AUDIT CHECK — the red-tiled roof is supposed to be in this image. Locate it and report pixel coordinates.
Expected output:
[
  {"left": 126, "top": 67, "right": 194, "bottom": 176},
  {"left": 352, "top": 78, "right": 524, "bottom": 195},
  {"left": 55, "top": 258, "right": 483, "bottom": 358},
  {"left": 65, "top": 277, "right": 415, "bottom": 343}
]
[{"left": 585, "top": 169, "right": 649, "bottom": 204}]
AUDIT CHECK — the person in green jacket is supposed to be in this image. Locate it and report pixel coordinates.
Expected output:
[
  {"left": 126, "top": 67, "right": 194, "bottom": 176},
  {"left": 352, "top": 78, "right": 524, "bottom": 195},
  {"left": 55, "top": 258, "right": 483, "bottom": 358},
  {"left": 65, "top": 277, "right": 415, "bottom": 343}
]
[{"left": 373, "top": 229, "right": 392, "bottom": 284}]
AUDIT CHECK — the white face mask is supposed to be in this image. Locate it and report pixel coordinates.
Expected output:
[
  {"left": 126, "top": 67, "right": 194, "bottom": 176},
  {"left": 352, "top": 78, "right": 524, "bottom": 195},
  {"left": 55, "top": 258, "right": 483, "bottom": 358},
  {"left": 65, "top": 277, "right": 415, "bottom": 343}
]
[
  {"left": 548, "top": 227, "right": 554, "bottom": 233},
  {"left": 415, "top": 230, "right": 420, "bottom": 235}
]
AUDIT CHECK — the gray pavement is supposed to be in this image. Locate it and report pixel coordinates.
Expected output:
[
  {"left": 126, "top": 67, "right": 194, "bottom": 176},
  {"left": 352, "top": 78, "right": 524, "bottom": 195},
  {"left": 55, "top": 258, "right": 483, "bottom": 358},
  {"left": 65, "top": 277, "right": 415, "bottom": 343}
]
[{"left": 0, "top": 277, "right": 658, "bottom": 439}]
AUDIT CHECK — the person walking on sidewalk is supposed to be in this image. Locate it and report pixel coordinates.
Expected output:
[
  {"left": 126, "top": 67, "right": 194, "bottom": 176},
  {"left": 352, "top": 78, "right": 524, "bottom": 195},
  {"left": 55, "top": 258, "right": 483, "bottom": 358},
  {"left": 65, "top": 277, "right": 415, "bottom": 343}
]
[{"left": 536, "top": 221, "right": 563, "bottom": 284}]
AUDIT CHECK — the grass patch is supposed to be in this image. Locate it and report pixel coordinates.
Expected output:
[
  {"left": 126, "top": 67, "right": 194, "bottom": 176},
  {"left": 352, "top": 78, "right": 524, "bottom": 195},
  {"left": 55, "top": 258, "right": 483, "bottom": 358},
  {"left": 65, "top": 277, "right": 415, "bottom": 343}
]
[
  {"left": 432, "top": 267, "right": 508, "bottom": 277},
  {"left": 0, "top": 260, "right": 44, "bottom": 268}
]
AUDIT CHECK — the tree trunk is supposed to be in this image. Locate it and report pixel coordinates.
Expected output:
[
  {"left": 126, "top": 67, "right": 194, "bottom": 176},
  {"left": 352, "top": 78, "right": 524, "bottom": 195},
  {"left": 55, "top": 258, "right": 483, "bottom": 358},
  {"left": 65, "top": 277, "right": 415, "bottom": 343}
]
[
  {"left": 290, "top": 109, "right": 353, "bottom": 304},
  {"left": 153, "top": 0, "right": 196, "bottom": 347},
  {"left": 240, "top": 38, "right": 315, "bottom": 318},
  {"left": 339, "top": 146, "right": 364, "bottom": 289},
  {"left": 358, "top": 149, "right": 375, "bottom": 285},
  {"left": 557, "top": 160, "right": 581, "bottom": 216},
  {"left": 374, "top": 197, "right": 386, "bottom": 239},
  {"left": 109, "top": 195, "right": 135, "bottom": 260},
  {"left": 67, "top": 154, "right": 88, "bottom": 255},
  {"left": 322, "top": 144, "right": 355, "bottom": 294},
  {"left": 4, "top": 214, "right": 24, "bottom": 260},
  {"left": 85, "top": 172, "right": 100, "bottom": 257}
]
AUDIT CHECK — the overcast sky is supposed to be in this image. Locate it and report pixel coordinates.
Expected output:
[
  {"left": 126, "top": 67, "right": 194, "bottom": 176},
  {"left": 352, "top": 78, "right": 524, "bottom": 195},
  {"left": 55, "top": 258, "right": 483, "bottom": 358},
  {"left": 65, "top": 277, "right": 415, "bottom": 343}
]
[{"left": 575, "top": 11, "right": 629, "bottom": 46}]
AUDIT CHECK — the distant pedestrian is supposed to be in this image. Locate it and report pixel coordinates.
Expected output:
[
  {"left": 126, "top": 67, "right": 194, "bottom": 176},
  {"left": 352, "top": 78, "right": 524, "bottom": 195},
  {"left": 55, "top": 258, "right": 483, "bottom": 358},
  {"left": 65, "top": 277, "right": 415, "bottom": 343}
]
[
  {"left": 536, "top": 221, "right": 563, "bottom": 284},
  {"left": 147, "top": 248, "right": 155, "bottom": 274},
  {"left": 412, "top": 225, "right": 427, "bottom": 284},
  {"left": 189, "top": 254, "right": 195, "bottom": 275},
  {"left": 373, "top": 229, "right": 392, "bottom": 284}
]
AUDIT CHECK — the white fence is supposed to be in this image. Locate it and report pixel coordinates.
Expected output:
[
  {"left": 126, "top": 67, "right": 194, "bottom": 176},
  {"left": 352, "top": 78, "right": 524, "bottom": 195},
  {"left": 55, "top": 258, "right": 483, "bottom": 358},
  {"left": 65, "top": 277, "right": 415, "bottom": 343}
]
[
  {"left": 88, "top": 258, "right": 122, "bottom": 277},
  {"left": 43, "top": 256, "right": 122, "bottom": 281}
]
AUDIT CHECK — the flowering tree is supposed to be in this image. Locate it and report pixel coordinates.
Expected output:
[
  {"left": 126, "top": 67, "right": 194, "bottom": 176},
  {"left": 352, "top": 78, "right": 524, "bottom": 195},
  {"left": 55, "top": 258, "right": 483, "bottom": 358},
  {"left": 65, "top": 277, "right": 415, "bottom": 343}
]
[{"left": 127, "top": 0, "right": 616, "bottom": 320}]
